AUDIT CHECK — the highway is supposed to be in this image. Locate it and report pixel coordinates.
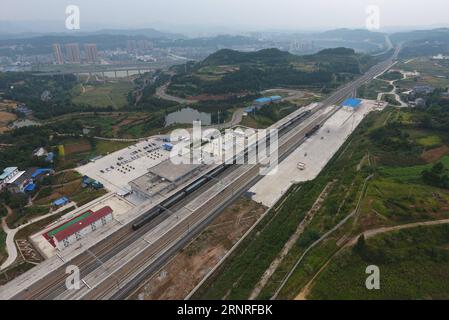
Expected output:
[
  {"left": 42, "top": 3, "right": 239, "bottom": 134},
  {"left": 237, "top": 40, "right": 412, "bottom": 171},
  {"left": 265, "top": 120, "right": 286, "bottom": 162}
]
[{"left": 6, "top": 45, "right": 400, "bottom": 300}]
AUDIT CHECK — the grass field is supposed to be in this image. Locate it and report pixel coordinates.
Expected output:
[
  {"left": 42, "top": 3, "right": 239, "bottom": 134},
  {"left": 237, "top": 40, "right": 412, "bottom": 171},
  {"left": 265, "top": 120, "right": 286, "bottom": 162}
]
[
  {"left": 416, "top": 135, "right": 443, "bottom": 148},
  {"left": 398, "top": 57, "right": 449, "bottom": 78},
  {"left": 51, "top": 111, "right": 173, "bottom": 140},
  {"left": 194, "top": 110, "right": 376, "bottom": 300},
  {"left": 379, "top": 71, "right": 403, "bottom": 81},
  {"left": 357, "top": 79, "right": 393, "bottom": 100},
  {"left": 195, "top": 106, "right": 449, "bottom": 300},
  {"left": 362, "top": 178, "right": 449, "bottom": 223},
  {"left": 378, "top": 156, "right": 449, "bottom": 182},
  {"left": 240, "top": 104, "right": 299, "bottom": 129},
  {"left": 309, "top": 224, "right": 449, "bottom": 300},
  {"left": 72, "top": 82, "right": 133, "bottom": 109},
  {"left": 396, "top": 57, "right": 449, "bottom": 89},
  {"left": 56, "top": 138, "right": 133, "bottom": 170}
]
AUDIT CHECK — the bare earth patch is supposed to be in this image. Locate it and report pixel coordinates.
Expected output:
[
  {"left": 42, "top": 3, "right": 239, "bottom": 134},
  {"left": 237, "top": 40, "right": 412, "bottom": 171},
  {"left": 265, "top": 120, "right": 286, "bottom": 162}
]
[
  {"left": 130, "top": 197, "right": 266, "bottom": 300},
  {"left": 0, "top": 111, "right": 17, "bottom": 133},
  {"left": 421, "top": 145, "right": 449, "bottom": 163},
  {"left": 64, "top": 140, "right": 92, "bottom": 155}
]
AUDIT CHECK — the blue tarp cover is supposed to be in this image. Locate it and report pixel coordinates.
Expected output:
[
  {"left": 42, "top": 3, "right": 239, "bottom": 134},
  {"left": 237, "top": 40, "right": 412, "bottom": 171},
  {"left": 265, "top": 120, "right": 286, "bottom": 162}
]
[
  {"left": 342, "top": 98, "right": 362, "bottom": 108},
  {"left": 24, "top": 183, "right": 36, "bottom": 192},
  {"left": 32, "top": 168, "right": 52, "bottom": 178},
  {"left": 255, "top": 97, "right": 272, "bottom": 104},
  {"left": 54, "top": 197, "right": 69, "bottom": 206}
]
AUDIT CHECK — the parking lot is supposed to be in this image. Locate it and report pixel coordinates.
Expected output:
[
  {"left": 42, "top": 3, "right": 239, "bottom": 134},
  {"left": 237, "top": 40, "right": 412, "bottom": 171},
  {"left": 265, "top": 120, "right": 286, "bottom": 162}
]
[{"left": 76, "top": 138, "right": 170, "bottom": 193}]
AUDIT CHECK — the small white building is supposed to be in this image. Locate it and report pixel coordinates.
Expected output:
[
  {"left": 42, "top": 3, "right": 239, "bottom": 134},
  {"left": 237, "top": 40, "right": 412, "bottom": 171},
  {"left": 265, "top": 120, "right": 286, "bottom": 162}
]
[
  {"left": 33, "top": 147, "right": 48, "bottom": 157},
  {"left": 0, "top": 167, "right": 25, "bottom": 191},
  {"left": 52, "top": 206, "right": 114, "bottom": 250}
]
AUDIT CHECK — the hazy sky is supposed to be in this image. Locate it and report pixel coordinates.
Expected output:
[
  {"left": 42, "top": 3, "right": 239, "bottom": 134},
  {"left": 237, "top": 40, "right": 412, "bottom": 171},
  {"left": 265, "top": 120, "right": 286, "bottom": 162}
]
[{"left": 1, "top": 0, "right": 449, "bottom": 32}]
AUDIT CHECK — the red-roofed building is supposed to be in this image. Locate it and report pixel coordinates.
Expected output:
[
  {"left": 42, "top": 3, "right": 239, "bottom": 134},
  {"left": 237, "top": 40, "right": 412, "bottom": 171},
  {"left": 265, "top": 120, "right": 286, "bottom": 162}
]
[{"left": 53, "top": 206, "right": 114, "bottom": 250}]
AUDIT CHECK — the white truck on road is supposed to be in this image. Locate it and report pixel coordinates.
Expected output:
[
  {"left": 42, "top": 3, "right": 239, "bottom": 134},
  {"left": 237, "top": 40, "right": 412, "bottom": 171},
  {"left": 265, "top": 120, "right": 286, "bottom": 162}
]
[{"left": 297, "top": 162, "right": 306, "bottom": 171}]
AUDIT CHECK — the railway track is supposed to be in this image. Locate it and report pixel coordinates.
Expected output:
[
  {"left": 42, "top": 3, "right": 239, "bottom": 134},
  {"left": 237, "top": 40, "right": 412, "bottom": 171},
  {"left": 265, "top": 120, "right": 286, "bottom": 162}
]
[
  {"left": 7, "top": 47, "right": 399, "bottom": 300},
  {"left": 63, "top": 109, "right": 336, "bottom": 299},
  {"left": 101, "top": 53, "right": 401, "bottom": 300},
  {"left": 14, "top": 164, "right": 244, "bottom": 300},
  {"left": 16, "top": 106, "right": 320, "bottom": 300}
]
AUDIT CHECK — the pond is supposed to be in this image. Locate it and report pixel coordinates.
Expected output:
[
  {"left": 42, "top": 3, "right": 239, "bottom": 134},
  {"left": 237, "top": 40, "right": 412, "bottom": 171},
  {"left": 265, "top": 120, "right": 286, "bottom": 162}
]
[{"left": 165, "top": 107, "right": 212, "bottom": 126}]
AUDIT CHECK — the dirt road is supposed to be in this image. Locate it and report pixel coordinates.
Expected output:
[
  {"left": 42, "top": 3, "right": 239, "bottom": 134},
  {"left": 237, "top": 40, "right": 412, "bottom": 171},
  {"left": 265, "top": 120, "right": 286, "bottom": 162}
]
[{"left": 295, "top": 218, "right": 449, "bottom": 300}]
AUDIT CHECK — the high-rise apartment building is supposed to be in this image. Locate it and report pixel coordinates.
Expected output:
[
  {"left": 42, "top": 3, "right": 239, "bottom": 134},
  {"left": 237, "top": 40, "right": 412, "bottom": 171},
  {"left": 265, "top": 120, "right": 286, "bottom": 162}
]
[
  {"left": 84, "top": 43, "right": 98, "bottom": 64},
  {"left": 65, "top": 43, "right": 81, "bottom": 64},
  {"left": 52, "top": 44, "right": 64, "bottom": 65}
]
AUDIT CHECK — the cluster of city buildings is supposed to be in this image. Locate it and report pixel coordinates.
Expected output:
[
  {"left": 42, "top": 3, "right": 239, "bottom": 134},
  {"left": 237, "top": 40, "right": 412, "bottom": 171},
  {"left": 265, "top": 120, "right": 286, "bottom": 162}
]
[
  {"left": 52, "top": 43, "right": 99, "bottom": 65},
  {"left": 126, "top": 39, "right": 153, "bottom": 53}
]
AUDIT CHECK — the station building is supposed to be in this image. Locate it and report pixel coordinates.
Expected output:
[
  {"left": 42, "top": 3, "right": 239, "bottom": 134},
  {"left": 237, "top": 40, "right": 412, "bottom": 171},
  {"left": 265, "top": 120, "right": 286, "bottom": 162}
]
[
  {"left": 129, "top": 156, "right": 205, "bottom": 199},
  {"left": 48, "top": 206, "right": 114, "bottom": 250},
  {"left": 342, "top": 98, "right": 362, "bottom": 111}
]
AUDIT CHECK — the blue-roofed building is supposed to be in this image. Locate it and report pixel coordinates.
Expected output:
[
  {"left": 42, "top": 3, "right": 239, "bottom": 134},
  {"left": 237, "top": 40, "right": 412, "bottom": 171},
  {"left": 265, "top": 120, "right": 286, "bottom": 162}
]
[
  {"left": 245, "top": 95, "right": 285, "bottom": 118},
  {"left": 342, "top": 98, "right": 362, "bottom": 109},
  {"left": 16, "top": 104, "right": 33, "bottom": 116},
  {"left": 270, "top": 95, "right": 282, "bottom": 102},
  {"left": 24, "top": 183, "right": 36, "bottom": 192},
  {"left": 163, "top": 143, "right": 173, "bottom": 151},
  {"left": 252, "top": 96, "right": 284, "bottom": 110},
  {"left": 244, "top": 106, "right": 256, "bottom": 113},
  {"left": 53, "top": 197, "right": 70, "bottom": 207},
  {"left": 45, "top": 152, "right": 55, "bottom": 163},
  {"left": 6, "top": 168, "right": 36, "bottom": 193},
  {"left": 32, "top": 168, "right": 54, "bottom": 180},
  {"left": 82, "top": 175, "right": 104, "bottom": 190},
  {"left": 254, "top": 97, "right": 272, "bottom": 105}
]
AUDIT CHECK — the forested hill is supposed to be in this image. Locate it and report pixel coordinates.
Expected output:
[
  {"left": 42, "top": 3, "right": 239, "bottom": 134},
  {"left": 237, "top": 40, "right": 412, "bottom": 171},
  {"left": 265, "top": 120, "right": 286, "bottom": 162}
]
[
  {"left": 168, "top": 47, "right": 376, "bottom": 96},
  {"left": 200, "top": 47, "right": 358, "bottom": 67},
  {"left": 200, "top": 48, "right": 294, "bottom": 67}
]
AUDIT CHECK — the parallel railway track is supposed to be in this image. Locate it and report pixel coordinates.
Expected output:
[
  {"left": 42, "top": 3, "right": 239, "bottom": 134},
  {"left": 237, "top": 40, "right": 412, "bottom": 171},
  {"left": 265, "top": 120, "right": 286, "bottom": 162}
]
[{"left": 9, "top": 47, "right": 400, "bottom": 300}]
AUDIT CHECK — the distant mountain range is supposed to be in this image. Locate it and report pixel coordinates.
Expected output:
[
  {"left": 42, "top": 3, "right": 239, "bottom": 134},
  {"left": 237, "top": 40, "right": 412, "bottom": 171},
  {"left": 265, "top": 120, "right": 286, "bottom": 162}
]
[
  {"left": 1, "top": 26, "right": 449, "bottom": 59},
  {"left": 0, "top": 26, "right": 185, "bottom": 41}
]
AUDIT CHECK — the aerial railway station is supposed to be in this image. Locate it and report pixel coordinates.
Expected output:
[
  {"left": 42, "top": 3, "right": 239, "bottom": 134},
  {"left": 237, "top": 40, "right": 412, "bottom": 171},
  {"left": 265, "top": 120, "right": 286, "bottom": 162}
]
[{"left": 0, "top": 44, "right": 399, "bottom": 297}]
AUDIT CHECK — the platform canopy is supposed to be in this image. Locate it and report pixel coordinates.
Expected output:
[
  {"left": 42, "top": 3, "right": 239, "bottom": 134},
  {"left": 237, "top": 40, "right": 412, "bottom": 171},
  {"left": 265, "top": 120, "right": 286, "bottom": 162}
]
[{"left": 342, "top": 98, "right": 362, "bottom": 108}]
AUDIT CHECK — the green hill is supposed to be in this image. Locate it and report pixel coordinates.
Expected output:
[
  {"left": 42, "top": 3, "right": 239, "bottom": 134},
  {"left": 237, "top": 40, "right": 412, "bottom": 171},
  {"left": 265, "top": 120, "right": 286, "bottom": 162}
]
[
  {"left": 391, "top": 28, "right": 449, "bottom": 58},
  {"left": 200, "top": 48, "right": 294, "bottom": 67},
  {"left": 168, "top": 47, "right": 376, "bottom": 96}
]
